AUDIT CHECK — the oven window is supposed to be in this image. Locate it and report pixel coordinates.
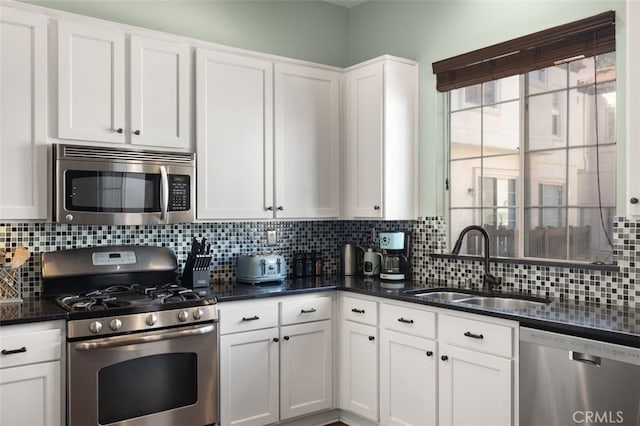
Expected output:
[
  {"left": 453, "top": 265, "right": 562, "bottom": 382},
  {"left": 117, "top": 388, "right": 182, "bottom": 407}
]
[
  {"left": 65, "top": 171, "right": 161, "bottom": 212},
  {"left": 98, "top": 353, "right": 197, "bottom": 424}
]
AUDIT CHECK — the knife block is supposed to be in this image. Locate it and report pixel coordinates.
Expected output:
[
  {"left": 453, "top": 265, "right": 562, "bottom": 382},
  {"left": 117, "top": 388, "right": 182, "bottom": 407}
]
[{"left": 183, "top": 254, "right": 212, "bottom": 289}]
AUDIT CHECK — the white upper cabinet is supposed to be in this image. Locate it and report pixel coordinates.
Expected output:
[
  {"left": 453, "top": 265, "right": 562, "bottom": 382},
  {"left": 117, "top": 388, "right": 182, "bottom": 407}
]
[
  {"left": 0, "top": 6, "right": 48, "bottom": 220},
  {"left": 196, "top": 49, "right": 274, "bottom": 220},
  {"left": 57, "top": 20, "right": 125, "bottom": 144},
  {"left": 57, "top": 20, "right": 190, "bottom": 150},
  {"left": 129, "top": 35, "right": 190, "bottom": 148},
  {"left": 344, "top": 57, "right": 418, "bottom": 220},
  {"left": 274, "top": 63, "right": 341, "bottom": 219}
]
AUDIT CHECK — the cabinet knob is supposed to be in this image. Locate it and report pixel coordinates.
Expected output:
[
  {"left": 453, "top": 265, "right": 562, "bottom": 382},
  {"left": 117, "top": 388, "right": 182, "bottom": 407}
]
[
  {"left": 426, "top": 351, "right": 433, "bottom": 357},
  {"left": 374, "top": 205, "right": 380, "bottom": 210},
  {"left": 273, "top": 338, "right": 279, "bottom": 343},
  {"left": 631, "top": 197, "right": 639, "bottom": 205},
  {"left": 277, "top": 206, "right": 284, "bottom": 211},
  {"left": 116, "top": 128, "right": 123, "bottom": 133},
  {"left": 441, "top": 355, "right": 448, "bottom": 361},
  {"left": 368, "top": 336, "right": 375, "bottom": 341},
  {"left": 283, "top": 336, "right": 290, "bottom": 341},
  {"left": 133, "top": 130, "right": 141, "bottom": 135}
]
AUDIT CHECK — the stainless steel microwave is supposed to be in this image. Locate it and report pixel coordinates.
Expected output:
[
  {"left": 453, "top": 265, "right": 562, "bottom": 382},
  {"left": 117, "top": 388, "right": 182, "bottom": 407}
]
[{"left": 53, "top": 144, "right": 195, "bottom": 225}]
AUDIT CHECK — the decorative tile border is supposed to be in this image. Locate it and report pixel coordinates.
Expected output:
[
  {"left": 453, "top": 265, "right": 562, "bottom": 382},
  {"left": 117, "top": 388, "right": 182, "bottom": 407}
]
[{"left": 0, "top": 216, "right": 636, "bottom": 307}]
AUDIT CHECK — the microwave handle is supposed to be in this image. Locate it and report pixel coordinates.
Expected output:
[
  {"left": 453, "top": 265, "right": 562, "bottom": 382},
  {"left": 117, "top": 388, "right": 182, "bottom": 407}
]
[{"left": 160, "top": 166, "right": 169, "bottom": 221}]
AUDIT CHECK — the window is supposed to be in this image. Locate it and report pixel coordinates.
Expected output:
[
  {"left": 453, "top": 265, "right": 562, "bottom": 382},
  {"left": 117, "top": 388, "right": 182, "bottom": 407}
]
[{"left": 448, "top": 52, "right": 616, "bottom": 262}]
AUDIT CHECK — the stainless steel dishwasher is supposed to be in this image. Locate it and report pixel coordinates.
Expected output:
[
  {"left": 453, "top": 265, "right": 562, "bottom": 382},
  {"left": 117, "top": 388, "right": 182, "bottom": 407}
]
[{"left": 520, "top": 327, "right": 640, "bottom": 426}]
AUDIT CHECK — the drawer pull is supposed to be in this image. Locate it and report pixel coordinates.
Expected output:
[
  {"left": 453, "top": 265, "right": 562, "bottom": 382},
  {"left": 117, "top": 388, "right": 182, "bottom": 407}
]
[
  {"left": 1, "top": 346, "right": 27, "bottom": 356},
  {"left": 464, "top": 331, "right": 484, "bottom": 340},
  {"left": 300, "top": 308, "right": 317, "bottom": 314},
  {"left": 426, "top": 351, "right": 433, "bottom": 357},
  {"left": 351, "top": 308, "right": 365, "bottom": 314},
  {"left": 398, "top": 317, "right": 414, "bottom": 324},
  {"left": 242, "top": 316, "right": 260, "bottom": 322},
  {"left": 368, "top": 336, "right": 375, "bottom": 341}
]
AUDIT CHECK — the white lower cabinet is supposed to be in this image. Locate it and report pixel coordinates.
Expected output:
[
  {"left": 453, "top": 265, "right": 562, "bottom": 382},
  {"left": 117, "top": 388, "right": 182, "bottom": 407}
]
[
  {"left": 0, "top": 321, "right": 64, "bottom": 426},
  {"left": 218, "top": 295, "right": 333, "bottom": 426}
]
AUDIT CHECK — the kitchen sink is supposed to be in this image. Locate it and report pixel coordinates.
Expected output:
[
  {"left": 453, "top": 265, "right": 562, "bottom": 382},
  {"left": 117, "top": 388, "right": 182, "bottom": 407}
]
[
  {"left": 455, "top": 296, "right": 550, "bottom": 310},
  {"left": 411, "top": 291, "right": 475, "bottom": 301}
]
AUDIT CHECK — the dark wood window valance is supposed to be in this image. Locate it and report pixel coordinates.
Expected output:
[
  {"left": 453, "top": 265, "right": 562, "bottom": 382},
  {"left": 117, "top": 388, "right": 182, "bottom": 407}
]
[{"left": 432, "top": 11, "right": 615, "bottom": 92}]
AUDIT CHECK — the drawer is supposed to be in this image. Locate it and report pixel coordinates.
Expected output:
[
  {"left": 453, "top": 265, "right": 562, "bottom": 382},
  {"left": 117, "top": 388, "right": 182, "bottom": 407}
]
[
  {"left": 380, "top": 303, "right": 436, "bottom": 339},
  {"left": 342, "top": 296, "right": 377, "bottom": 326},
  {"left": 218, "top": 301, "right": 279, "bottom": 335},
  {"left": 439, "top": 314, "right": 513, "bottom": 358},
  {"left": 281, "top": 296, "right": 331, "bottom": 325},
  {"left": 0, "top": 328, "right": 62, "bottom": 369}
]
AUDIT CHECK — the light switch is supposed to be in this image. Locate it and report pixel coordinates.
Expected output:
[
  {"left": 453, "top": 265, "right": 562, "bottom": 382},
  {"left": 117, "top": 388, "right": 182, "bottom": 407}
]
[{"left": 267, "top": 229, "right": 277, "bottom": 246}]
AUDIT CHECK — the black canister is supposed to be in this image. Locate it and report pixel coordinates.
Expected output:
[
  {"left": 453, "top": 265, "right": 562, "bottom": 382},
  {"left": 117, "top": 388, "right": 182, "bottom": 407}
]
[
  {"left": 294, "top": 253, "right": 305, "bottom": 278},
  {"left": 305, "top": 252, "right": 316, "bottom": 276}
]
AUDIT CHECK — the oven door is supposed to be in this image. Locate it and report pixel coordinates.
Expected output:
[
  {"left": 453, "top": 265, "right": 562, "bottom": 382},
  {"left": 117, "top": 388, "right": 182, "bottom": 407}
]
[{"left": 68, "top": 323, "right": 218, "bottom": 426}]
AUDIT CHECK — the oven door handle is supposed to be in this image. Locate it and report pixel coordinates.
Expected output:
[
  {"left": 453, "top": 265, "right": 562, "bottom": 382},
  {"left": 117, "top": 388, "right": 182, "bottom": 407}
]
[
  {"left": 159, "top": 165, "right": 169, "bottom": 221},
  {"left": 74, "top": 324, "right": 216, "bottom": 351}
]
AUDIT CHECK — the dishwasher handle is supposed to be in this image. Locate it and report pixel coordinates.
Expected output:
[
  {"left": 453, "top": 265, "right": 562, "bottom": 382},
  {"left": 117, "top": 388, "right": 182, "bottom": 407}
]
[{"left": 570, "top": 351, "right": 601, "bottom": 367}]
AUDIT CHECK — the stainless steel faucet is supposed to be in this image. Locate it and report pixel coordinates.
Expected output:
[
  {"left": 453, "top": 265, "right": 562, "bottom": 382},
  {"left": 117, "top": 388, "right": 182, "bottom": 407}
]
[{"left": 451, "top": 225, "right": 502, "bottom": 291}]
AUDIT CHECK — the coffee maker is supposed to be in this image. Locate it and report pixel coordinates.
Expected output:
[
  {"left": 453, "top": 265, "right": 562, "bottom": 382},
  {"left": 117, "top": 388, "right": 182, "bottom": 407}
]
[{"left": 379, "top": 231, "right": 410, "bottom": 281}]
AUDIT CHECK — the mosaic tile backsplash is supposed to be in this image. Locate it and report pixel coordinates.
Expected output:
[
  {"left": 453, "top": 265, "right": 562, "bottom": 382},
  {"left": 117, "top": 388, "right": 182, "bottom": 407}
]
[{"left": 1, "top": 217, "right": 637, "bottom": 307}]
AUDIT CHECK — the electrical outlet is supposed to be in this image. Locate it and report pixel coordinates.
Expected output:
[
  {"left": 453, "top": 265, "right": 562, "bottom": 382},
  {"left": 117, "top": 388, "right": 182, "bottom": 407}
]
[
  {"left": 266, "top": 229, "right": 277, "bottom": 246},
  {"left": 371, "top": 227, "right": 377, "bottom": 243}
]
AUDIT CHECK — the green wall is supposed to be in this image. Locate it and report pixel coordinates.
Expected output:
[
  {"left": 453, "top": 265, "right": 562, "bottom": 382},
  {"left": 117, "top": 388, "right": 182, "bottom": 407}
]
[
  {"left": 18, "top": 0, "right": 350, "bottom": 67},
  {"left": 348, "top": 0, "right": 627, "bottom": 217}
]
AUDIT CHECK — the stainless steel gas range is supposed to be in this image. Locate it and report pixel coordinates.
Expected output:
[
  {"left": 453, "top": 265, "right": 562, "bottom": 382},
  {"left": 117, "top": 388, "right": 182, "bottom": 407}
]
[{"left": 42, "top": 245, "right": 218, "bottom": 426}]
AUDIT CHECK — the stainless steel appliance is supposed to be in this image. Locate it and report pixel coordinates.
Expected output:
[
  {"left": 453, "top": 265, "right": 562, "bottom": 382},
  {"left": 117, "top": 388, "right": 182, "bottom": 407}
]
[
  {"left": 341, "top": 243, "right": 364, "bottom": 276},
  {"left": 363, "top": 248, "right": 382, "bottom": 277},
  {"left": 236, "top": 254, "right": 287, "bottom": 284},
  {"left": 42, "top": 245, "right": 218, "bottom": 426},
  {"left": 379, "top": 232, "right": 410, "bottom": 281},
  {"left": 53, "top": 144, "right": 195, "bottom": 225},
  {"left": 520, "top": 327, "right": 640, "bottom": 426}
]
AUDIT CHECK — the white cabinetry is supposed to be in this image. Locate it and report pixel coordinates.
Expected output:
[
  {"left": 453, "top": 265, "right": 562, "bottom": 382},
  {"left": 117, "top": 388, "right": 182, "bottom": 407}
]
[
  {"left": 0, "top": 321, "right": 64, "bottom": 426},
  {"left": 627, "top": 0, "right": 640, "bottom": 216},
  {"left": 57, "top": 20, "right": 190, "bottom": 149},
  {"left": 438, "top": 313, "right": 515, "bottom": 426},
  {"left": 344, "top": 56, "right": 417, "bottom": 220},
  {"left": 0, "top": 6, "right": 48, "bottom": 220},
  {"left": 218, "top": 295, "right": 333, "bottom": 426},
  {"left": 274, "top": 63, "right": 341, "bottom": 219},
  {"left": 379, "top": 303, "right": 437, "bottom": 426},
  {"left": 195, "top": 50, "right": 274, "bottom": 219},
  {"left": 340, "top": 296, "right": 379, "bottom": 422}
]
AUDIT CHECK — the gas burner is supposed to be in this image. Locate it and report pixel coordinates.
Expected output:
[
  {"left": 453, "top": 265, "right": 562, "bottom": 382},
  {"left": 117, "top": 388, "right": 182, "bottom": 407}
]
[{"left": 58, "top": 295, "right": 134, "bottom": 312}]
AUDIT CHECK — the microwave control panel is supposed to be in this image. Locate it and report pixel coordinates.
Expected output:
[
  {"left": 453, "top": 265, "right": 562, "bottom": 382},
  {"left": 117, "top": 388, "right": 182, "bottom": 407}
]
[{"left": 168, "top": 175, "right": 191, "bottom": 211}]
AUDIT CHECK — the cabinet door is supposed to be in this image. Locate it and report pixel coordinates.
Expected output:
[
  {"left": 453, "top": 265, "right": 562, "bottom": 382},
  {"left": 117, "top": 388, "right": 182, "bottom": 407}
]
[
  {"left": 274, "top": 63, "right": 340, "bottom": 218},
  {"left": 280, "top": 320, "right": 332, "bottom": 419},
  {"left": 220, "top": 328, "right": 279, "bottom": 426},
  {"left": 340, "top": 320, "right": 378, "bottom": 422},
  {"left": 345, "top": 61, "right": 384, "bottom": 219},
  {"left": 196, "top": 49, "right": 274, "bottom": 219},
  {"left": 0, "top": 7, "right": 47, "bottom": 219},
  {"left": 0, "top": 361, "right": 61, "bottom": 426},
  {"left": 57, "top": 20, "right": 125, "bottom": 143},
  {"left": 380, "top": 329, "right": 437, "bottom": 426},
  {"left": 130, "top": 35, "right": 190, "bottom": 149},
  {"left": 628, "top": 0, "right": 640, "bottom": 216},
  {"left": 438, "top": 343, "right": 512, "bottom": 426}
]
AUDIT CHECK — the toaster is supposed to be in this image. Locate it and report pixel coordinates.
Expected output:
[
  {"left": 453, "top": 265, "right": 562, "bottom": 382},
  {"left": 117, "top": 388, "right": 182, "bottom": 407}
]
[{"left": 236, "top": 254, "right": 287, "bottom": 284}]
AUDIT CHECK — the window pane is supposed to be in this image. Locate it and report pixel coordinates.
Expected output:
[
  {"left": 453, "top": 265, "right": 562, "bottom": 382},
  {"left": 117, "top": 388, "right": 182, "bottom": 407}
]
[
  {"left": 568, "top": 85, "right": 616, "bottom": 146},
  {"left": 569, "top": 52, "right": 616, "bottom": 87},
  {"left": 450, "top": 208, "right": 481, "bottom": 255},
  {"left": 568, "top": 146, "right": 616, "bottom": 206},
  {"left": 483, "top": 100, "right": 520, "bottom": 155},
  {"left": 528, "top": 92, "right": 567, "bottom": 150},
  {"left": 524, "top": 208, "right": 567, "bottom": 259},
  {"left": 528, "top": 63, "right": 567, "bottom": 95},
  {"left": 567, "top": 207, "right": 614, "bottom": 262},
  {"left": 483, "top": 156, "right": 519, "bottom": 207},
  {"left": 487, "top": 75, "right": 519, "bottom": 103},
  {"left": 450, "top": 158, "right": 481, "bottom": 207},
  {"left": 451, "top": 109, "right": 481, "bottom": 159},
  {"left": 451, "top": 208, "right": 518, "bottom": 257},
  {"left": 525, "top": 150, "right": 566, "bottom": 206}
]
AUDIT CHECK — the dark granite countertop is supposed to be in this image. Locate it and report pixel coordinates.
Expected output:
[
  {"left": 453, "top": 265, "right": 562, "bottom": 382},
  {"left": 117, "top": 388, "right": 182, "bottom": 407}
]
[
  {"left": 3, "top": 277, "right": 639, "bottom": 349},
  {"left": 210, "top": 276, "right": 640, "bottom": 348},
  {"left": 0, "top": 298, "right": 68, "bottom": 326}
]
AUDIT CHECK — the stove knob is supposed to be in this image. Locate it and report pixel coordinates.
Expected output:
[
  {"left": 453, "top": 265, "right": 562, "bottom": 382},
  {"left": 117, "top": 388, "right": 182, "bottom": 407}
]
[
  {"left": 193, "top": 308, "right": 204, "bottom": 320},
  {"left": 110, "top": 319, "right": 122, "bottom": 331},
  {"left": 146, "top": 314, "right": 158, "bottom": 326},
  {"left": 89, "top": 321, "right": 103, "bottom": 334},
  {"left": 178, "top": 310, "right": 189, "bottom": 322}
]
